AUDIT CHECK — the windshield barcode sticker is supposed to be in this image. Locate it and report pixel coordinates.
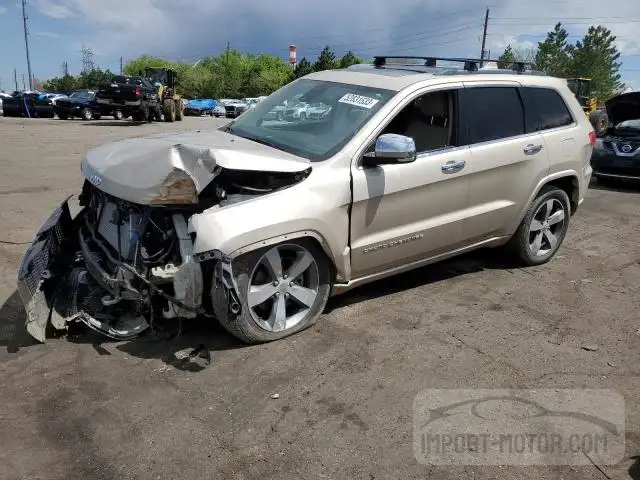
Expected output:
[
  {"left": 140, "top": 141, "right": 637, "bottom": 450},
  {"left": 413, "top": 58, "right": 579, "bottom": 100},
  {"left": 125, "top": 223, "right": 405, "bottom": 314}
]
[{"left": 338, "top": 93, "right": 380, "bottom": 109}]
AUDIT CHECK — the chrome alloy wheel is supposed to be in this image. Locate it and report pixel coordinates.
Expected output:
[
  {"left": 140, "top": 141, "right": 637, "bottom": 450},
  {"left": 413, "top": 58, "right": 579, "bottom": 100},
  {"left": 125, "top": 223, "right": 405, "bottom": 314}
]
[
  {"left": 247, "top": 244, "right": 320, "bottom": 333},
  {"left": 527, "top": 198, "right": 566, "bottom": 257}
]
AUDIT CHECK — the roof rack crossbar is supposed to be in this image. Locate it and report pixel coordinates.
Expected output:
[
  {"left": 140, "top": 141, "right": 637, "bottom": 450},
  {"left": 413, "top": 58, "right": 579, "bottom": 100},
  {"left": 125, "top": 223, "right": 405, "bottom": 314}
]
[{"left": 373, "top": 56, "right": 534, "bottom": 73}]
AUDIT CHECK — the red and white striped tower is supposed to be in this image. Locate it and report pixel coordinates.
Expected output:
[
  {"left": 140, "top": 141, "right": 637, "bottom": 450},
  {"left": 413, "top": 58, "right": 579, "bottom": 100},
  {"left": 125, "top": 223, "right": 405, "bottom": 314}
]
[{"left": 289, "top": 45, "right": 297, "bottom": 68}]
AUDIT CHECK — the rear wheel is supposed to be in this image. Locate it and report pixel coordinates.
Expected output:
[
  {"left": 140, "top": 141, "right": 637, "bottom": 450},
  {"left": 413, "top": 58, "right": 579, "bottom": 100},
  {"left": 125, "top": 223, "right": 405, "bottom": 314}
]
[
  {"left": 175, "top": 101, "right": 183, "bottom": 121},
  {"left": 213, "top": 239, "right": 331, "bottom": 344},
  {"left": 506, "top": 185, "right": 571, "bottom": 266},
  {"left": 113, "top": 110, "right": 124, "bottom": 120}
]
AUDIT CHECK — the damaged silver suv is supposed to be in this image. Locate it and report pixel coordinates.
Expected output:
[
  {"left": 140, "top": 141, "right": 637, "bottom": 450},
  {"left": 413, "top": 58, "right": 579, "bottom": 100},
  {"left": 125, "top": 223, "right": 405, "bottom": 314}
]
[{"left": 17, "top": 56, "right": 595, "bottom": 344}]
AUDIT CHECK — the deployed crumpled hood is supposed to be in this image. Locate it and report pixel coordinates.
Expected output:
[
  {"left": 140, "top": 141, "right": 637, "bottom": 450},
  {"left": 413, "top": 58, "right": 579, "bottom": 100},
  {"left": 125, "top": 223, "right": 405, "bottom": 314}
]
[
  {"left": 81, "top": 129, "right": 310, "bottom": 205},
  {"left": 605, "top": 92, "right": 640, "bottom": 126}
]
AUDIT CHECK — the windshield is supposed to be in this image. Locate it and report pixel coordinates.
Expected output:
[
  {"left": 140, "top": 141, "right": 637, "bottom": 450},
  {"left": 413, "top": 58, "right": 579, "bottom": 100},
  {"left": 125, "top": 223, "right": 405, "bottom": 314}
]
[
  {"left": 616, "top": 119, "right": 640, "bottom": 130},
  {"left": 227, "top": 79, "right": 395, "bottom": 161},
  {"left": 70, "top": 91, "right": 94, "bottom": 99}
]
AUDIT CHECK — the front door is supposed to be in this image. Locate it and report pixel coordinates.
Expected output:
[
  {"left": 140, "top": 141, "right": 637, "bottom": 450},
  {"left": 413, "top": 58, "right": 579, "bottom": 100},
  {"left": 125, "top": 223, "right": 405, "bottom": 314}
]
[{"left": 349, "top": 86, "right": 473, "bottom": 279}]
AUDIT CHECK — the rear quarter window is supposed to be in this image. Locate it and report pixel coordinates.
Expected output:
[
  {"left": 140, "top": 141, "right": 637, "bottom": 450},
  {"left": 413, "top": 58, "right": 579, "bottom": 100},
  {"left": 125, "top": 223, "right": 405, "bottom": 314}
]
[
  {"left": 520, "top": 87, "right": 574, "bottom": 132},
  {"left": 459, "top": 86, "right": 525, "bottom": 144}
]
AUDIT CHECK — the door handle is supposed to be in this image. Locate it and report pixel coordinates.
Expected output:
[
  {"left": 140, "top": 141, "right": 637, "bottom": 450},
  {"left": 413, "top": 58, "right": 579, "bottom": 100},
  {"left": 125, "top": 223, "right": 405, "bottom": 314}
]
[
  {"left": 441, "top": 160, "right": 466, "bottom": 174},
  {"left": 523, "top": 144, "right": 543, "bottom": 155}
]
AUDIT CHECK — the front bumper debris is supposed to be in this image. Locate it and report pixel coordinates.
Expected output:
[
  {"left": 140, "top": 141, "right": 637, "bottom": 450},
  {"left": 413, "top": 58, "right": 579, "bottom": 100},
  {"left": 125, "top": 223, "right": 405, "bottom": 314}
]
[
  {"left": 17, "top": 197, "right": 74, "bottom": 342},
  {"left": 16, "top": 194, "right": 207, "bottom": 343}
]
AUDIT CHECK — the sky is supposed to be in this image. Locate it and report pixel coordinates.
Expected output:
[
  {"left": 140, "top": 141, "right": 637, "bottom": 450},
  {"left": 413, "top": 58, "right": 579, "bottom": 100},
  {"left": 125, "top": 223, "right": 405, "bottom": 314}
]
[{"left": 0, "top": 0, "right": 639, "bottom": 92}]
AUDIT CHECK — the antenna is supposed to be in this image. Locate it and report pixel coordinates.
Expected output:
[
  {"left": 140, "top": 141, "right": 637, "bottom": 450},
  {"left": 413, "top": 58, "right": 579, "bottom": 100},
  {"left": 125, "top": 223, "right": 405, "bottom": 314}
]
[{"left": 21, "top": 0, "right": 33, "bottom": 90}]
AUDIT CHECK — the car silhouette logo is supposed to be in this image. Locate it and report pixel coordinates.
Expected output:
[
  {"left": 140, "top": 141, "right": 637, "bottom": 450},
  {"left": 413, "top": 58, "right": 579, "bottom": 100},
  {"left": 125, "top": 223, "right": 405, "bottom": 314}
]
[{"left": 621, "top": 144, "right": 632, "bottom": 153}]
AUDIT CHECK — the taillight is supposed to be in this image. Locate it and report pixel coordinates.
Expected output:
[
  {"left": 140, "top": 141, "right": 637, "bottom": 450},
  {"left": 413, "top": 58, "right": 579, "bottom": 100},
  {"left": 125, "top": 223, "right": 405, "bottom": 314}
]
[
  {"left": 134, "top": 87, "right": 142, "bottom": 97},
  {"left": 588, "top": 131, "right": 596, "bottom": 146}
]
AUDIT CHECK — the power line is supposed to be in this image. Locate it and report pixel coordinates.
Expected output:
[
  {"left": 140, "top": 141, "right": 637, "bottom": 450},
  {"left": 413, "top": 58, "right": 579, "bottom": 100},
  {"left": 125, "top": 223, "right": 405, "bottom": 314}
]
[
  {"left": 298, "top": 22, "right": 484, "bottom": 56},
  {"left": 289, "top": 6, "right": 487, "bottom": 43},
  {"left": 21, "top": 0, "right": 33, "bottom": 90}
]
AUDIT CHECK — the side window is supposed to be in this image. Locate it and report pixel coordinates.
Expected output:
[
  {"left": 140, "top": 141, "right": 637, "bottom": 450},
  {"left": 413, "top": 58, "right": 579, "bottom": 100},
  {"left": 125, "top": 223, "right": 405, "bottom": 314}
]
[
  {"left": 459, "top": 87, "right": 525, "bottom": 144},
  {"left": 520, "top": 87, "right": 574, "bottom": 132},
  {"left": 379, "top": 89, "right": 457, "bottom": 154}
]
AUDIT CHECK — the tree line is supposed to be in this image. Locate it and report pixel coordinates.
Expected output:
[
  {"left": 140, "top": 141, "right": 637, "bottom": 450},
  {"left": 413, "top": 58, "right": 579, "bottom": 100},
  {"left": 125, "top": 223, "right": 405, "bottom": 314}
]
[
  {"left": 41, "top": 22, "right": 626, "bottom": 101},
  {"left": 498, "top": 22, "right": 624, "bottom": 100},
  {"left": 41, "top": 47, "right": 363, "bottom": 99}
]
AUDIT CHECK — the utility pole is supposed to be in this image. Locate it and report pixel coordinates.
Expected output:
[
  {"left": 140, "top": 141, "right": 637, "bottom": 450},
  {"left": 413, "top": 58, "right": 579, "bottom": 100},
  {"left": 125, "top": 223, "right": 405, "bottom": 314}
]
[
  {"left": 480, "top": 7, "right": 490, "bottom": 67},
  {"left": 14, "top": 69, "right": 18, "bottom": 91},
  {"left": 21, "top": 0, "right": 34, "bottom": 90},
  {"left": 120, "top": 56, "right": 123, "bottom": 74}
]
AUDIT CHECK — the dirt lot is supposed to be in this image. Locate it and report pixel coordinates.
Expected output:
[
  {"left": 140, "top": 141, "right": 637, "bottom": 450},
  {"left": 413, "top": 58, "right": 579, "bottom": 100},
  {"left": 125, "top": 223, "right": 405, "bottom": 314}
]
[{"left": 0, "top": 116, "right": 639, "bottom": 480}]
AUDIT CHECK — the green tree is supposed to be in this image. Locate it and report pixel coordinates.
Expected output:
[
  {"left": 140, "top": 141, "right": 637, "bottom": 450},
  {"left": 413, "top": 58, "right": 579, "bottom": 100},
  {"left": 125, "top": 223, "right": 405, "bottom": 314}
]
[
  {"left": 123, "top": 55, "right": 170, "bottom": 76},
  {"left": 567, "top": 25, "right": 622, "bottom": 100},
  {"left": 76, "top": 68, "right": 114, "bottom": 89},
  {"left": 534, "top": 22, "right": 571, "bottom": 76},
  {"left": 498, "top": 44, "right": 517, "bottom": 69},
  {"left": 293, "top": 57, "right": 314, "bottom": 79},
  {"left": 313, "top": 46, "right": 337, "bottom": 72},
  {"left": 338, "top": 51, "right": 362, "bottom": 69},
  {"left": 42, "top": 74, "right": 77, "bottom": 94}
]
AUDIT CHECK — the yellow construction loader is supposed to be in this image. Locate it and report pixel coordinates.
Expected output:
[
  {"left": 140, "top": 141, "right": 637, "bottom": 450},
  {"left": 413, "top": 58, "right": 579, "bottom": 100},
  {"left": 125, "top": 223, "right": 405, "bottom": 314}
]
[
  {"left": 565, "top": 77, "right": 608, "bottom": 135},
  {"left": 144, "top": 67, "right": 184, "bottom": 122}
]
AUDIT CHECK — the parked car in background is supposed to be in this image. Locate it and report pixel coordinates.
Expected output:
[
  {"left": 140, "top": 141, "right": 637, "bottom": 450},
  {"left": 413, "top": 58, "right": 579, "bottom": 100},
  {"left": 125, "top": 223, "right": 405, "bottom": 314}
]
[
  {"left": 222, "top": 99, "right": 249, "bottom": 118},
  {"left": 184, "top": 98, "right": 216, "bottom": 116},
  {"left": 212, "top": 102, "right": 226, "bottom": 117},
  {"left": 591, "top": 91, "right": 640, "bottom": 183},
  {"left": 0, "top": 92, "right": 11, "bottom": 115},
  {"left": 40, "top": 92, "right": 68, "bottom": 105},
  {"left": 55, "top": 90, "right": 113, "bottom": 120},
  {"left": 2, "top": 91, "right": 55, "bottom": 118}
]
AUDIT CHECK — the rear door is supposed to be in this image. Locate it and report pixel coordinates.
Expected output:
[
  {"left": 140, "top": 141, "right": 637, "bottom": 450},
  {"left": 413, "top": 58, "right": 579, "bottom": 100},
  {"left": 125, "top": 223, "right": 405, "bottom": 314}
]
[{"left": 458, "top": 83, "right": 550, "bottom": 242}]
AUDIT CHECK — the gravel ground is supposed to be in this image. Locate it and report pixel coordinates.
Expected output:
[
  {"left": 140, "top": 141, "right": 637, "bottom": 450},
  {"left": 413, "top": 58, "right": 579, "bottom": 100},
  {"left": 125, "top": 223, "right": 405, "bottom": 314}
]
[{"left": 0, "top": 116, "right": 639, "bottom": 480}]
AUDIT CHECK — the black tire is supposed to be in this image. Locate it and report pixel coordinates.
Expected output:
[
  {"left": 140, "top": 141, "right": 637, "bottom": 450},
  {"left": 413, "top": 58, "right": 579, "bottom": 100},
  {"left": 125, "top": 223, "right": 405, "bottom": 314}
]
[
  {"left": 506, "top": 185, "right": 571, "bottom": 266},
  {"left": 81, "top": 108, "right": 93, "bottom": 121},
  {"left": 113, "top": 110, "right": 124, "bottom": 120},
  {"left": 175, "top": 101, "right": 183, "bottom": 121},
  {"left": 213, "top": 238, "right": 331, "bottom": 344},
  {"left": 589, "top": 110, "right": 608, "bottom": 136},
  {"left": 163, "top": 99, "right": 175, "bottom": 122}
]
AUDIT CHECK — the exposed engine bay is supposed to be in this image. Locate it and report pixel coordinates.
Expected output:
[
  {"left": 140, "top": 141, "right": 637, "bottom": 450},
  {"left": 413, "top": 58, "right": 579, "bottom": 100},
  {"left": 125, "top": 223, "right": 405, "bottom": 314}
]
[{"left": 18, "top": 165, "right": 311, "bottom": 342}]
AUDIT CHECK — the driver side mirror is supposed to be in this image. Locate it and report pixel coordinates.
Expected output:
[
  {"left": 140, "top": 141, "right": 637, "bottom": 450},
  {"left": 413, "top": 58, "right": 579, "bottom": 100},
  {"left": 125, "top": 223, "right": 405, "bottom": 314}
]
[{"left": 362, "top": 134, "right": 417, "bottom": 167}]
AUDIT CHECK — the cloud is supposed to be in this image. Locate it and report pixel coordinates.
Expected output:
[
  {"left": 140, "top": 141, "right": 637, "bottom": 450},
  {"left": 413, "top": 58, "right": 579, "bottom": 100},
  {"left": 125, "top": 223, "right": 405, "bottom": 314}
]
[
  {"left": 33, "top": 0, "right": 74, "bottom": 19},
  {"left": 30, "top": 0, "right": 640, "bottom": 66},
  {"left": 34, "top": 31, "right": 61, "bottom": 38}
]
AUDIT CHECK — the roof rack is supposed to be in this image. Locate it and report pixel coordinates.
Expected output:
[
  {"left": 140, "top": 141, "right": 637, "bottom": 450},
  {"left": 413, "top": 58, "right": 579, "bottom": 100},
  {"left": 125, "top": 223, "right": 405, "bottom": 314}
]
[{"left": 373, "top": 56, "right": 535, "bottom": 74}]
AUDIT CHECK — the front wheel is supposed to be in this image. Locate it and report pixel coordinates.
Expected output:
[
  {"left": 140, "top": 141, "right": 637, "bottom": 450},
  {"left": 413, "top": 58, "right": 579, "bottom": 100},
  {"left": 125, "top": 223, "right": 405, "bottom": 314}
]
[
  {"left": 113, "top": 110, "right": 124, "bottom": 120},
  {"left": 506, "top": 185, "right": 571, "bottom": 266},
  {"left": 81, "top": 108, "right": 93, "bottom": 121},
  {"left": 213, "top": 239, "right": 331, "bottom": 344}
]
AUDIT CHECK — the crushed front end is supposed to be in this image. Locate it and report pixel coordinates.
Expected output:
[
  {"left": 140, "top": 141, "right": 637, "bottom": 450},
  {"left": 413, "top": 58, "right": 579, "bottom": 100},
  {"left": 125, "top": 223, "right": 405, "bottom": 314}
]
[{"left": 17, "top": 181, "right": 203, "bottom": 342}]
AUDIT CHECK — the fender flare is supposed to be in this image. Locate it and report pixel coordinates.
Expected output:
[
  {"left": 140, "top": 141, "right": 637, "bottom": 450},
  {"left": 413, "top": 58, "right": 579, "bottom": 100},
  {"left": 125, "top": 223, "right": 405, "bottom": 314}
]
[{"left": 227, "top": 229, "right": 350, "bottom": 282}]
